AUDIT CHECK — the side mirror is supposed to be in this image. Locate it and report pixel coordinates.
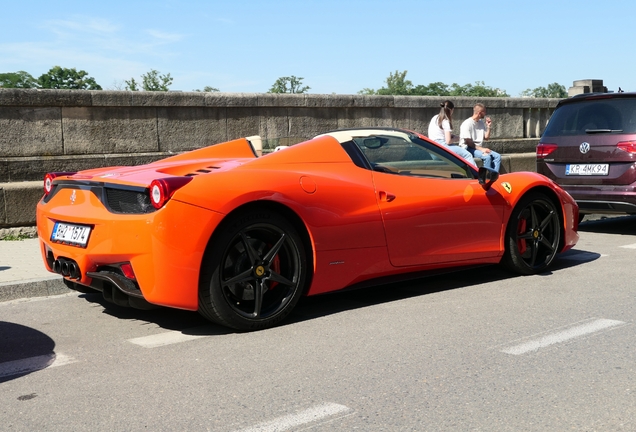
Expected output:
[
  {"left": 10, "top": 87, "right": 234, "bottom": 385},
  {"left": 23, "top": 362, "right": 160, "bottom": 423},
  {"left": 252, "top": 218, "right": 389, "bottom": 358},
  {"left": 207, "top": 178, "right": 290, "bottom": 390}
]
[{"left": 478, "top": 166, "right": 499, "bottom": 189}]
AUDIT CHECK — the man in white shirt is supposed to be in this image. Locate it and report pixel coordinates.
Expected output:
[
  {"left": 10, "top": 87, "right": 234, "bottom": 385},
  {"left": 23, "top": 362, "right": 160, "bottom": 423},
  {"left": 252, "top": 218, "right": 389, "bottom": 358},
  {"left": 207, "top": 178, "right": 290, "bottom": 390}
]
[{"left": 459, "top": 103, "right": 501, "bottom": 172}]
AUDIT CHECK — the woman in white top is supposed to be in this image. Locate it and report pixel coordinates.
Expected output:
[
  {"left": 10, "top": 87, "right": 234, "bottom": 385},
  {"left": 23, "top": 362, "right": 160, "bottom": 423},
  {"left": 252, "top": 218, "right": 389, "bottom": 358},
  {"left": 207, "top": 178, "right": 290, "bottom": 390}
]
[{"left": 427, "top": 100, "right": 475, "bottom": 164}]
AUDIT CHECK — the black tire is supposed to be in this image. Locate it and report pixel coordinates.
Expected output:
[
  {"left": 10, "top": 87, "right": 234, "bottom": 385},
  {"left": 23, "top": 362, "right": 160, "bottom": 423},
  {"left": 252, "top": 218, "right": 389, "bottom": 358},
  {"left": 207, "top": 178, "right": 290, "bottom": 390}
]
[
  {"left": 502, "top": 193, "right": 561, "bottom": 275},
  {"left": 198, "top": 209, "right": 309, "bottom": 331}
]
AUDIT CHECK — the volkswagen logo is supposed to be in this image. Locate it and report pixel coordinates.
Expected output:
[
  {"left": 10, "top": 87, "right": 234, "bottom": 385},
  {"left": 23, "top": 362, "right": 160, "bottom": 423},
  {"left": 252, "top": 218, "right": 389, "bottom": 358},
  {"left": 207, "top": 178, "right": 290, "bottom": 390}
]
[{"left": 579, "top": 142, "right": 590, "bottom": 154}]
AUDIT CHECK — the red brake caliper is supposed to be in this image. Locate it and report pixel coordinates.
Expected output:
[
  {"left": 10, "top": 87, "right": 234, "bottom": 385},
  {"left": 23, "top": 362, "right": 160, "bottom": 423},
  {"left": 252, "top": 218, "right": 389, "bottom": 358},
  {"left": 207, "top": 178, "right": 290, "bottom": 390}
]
[{"left": 517, "top": 218, "right": 527, "bottom": 255}]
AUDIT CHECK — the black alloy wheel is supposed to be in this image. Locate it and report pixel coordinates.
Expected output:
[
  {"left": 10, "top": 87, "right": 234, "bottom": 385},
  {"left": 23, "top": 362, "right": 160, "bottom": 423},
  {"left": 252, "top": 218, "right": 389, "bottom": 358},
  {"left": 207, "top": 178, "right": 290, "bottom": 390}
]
[
  {"left": 199, "top": 209, "right": 308, "bottom": 330},
  {"left": 502, "top": 193, "right": 561, "bottom": 275}
]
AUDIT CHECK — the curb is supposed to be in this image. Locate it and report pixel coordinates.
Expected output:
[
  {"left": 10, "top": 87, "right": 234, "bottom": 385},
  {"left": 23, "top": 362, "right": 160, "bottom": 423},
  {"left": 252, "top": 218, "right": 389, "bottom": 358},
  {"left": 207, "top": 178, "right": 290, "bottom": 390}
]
[{"left": 0, "top": 276, "right": 71, "bottom": 302}]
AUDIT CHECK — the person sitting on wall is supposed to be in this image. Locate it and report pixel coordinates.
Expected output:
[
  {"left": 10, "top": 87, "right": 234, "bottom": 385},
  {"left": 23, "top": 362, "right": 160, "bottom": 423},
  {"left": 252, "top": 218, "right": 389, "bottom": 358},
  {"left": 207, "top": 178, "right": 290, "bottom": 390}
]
[
  {"left": 427, "top": 100, "right": 475, "bottom": 165},
  {"left": 459, "top": 103, "right": 501, "bottom": 172}
]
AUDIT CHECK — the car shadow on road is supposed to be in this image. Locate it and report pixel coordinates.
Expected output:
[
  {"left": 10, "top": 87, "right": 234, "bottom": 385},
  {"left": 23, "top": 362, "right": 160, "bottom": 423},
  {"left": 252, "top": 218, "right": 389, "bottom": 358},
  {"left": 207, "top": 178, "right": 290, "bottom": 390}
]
[
  {"left": 73, "top": 247, "right": 600, "bottom": 335},
  {"left": 579, "top": 214, "right": 636, "bottom": 235},
  {"left": 285, "top": 248, "right": 600, "bottom": 326}
]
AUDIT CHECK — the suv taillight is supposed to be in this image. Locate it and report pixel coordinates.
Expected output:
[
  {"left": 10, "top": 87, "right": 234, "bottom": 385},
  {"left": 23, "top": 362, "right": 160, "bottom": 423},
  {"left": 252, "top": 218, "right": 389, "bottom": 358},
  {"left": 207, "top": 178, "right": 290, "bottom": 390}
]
[
  {"left": 617, "top": 141, "right": 636, "bottom": 154},
  {"left": 536, "top": 144, "right": 557, "bottom": 159}
]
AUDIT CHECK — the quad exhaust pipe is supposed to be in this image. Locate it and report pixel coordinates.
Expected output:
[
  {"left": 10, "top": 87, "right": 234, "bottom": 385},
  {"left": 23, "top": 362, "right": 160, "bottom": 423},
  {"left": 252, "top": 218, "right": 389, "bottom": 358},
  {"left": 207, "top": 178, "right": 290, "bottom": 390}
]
[{"left": 52, "top": 258, "right": 81, "bottom": 280}]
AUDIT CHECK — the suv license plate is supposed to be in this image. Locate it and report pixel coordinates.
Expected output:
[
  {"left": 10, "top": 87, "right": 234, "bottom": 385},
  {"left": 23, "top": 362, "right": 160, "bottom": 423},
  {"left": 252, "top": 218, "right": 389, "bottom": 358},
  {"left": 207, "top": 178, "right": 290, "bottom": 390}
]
[
  {"left": 51, "top": 222, "right": 91, "bottom": 247},
  {"left": 565, "top": 164, "right": 609, "bottom": 176}
]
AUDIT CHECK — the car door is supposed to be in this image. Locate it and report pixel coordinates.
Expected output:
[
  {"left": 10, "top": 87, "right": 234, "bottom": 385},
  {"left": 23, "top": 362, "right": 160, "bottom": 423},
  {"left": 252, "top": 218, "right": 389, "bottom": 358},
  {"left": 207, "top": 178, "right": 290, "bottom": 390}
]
[{"left": 356, "top": 134, "right": 506, "bottom": 267}]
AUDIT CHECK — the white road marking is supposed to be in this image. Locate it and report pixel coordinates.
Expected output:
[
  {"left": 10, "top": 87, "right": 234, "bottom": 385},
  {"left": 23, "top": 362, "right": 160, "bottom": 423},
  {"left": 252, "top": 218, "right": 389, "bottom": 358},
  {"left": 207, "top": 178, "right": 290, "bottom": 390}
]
[
  {"left": 620, "top": 243, "right": 636, "bottom": 249},
  {"left": 0, "top": 353, "right": 76, "bottom": 379},
  {"left": 502, "top": 319, "right": 625, "bottom": 355},
  {"left": 235, "top": 403, "right": 351, "bottom": 432},
  {"left": 128, "top": 330, "right": 209, "bottom": 348}
]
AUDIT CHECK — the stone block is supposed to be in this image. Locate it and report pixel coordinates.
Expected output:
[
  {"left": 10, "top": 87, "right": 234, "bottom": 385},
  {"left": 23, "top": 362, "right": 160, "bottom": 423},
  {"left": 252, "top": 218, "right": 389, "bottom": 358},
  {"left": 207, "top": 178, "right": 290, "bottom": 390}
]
[
  {"left": 205, "top": 92, "right": 258, "bottom": 107},
  {"left": 287, "top": 107, "right": 339, "bottom": 139},
  {"left": 157, "top": 107, "right": 227, "bottom": 153},
  {"left": 503, "top": 153, "right": 537, "bottom": 173},
  {"left": 91, "top": 91, "right": 134, "bottom": 106},
  {"left": 258, "top": 107, "right": 291, "bottom": 142},
  {"left": 0, "top": 160, "right": 8, "bottom": 183},
  {"left": 62, "top": 107, "right": 159, "bottom": 154},
  {"left": 2, "top": 181, "right": 42, "bottom": 227},
  {"left": 0, "top": 89, "right": 92, "bottom": 107},
  {"left": 129, "top": 91, "right": 205, "bottom": 107},
  {"left": 0, "top": 107, "right": 64, "bottom": 157},
  {"left": 226, "top": 107, "right": 261, "bottom": 142},
  {"left": 0, "top": 187, "right": 6, "bottom": 225}
]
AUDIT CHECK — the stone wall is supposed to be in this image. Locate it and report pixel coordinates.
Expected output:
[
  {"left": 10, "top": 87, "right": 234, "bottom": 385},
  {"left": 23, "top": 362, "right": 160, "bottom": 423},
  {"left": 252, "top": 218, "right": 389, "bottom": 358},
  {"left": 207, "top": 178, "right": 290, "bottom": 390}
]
[
  {"left": 0, "top": 89, "right": 559, "bottom": 182},
  {"left": 0, "top": 89, "right": 560, "bottom": 228}
]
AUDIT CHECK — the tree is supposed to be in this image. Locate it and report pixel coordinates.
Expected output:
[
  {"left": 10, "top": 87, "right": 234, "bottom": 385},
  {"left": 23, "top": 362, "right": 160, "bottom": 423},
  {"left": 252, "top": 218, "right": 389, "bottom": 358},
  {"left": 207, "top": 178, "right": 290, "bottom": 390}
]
[
  {"left": 376, "top": 70, "right": 414, "bottom": 95},
  {"left": 412, "top": 81, "right": 451, "bottom": 96},
  {"left": 194, "top": 86, "right": 220, "bottom": 92},
  {"left": 38, "top": 66, "right": 102, "bottom": 90},
  {"left": 125, "top": 69, "right": 173, "bottom": 91},
  {"left": 0, "top": 71, "right": 38, "bottom": 88},
  {"left": 449, "top": 81, "right": 509, "bottom": 97},
  {"left": 520, "top": 83, "right": 567, "bottom": 98},
  {"left": 268, "top": 76, "right": 310, "bottom": 94},
  {"left": 359, "top": 71, "right": 510, "bottom": 97}
]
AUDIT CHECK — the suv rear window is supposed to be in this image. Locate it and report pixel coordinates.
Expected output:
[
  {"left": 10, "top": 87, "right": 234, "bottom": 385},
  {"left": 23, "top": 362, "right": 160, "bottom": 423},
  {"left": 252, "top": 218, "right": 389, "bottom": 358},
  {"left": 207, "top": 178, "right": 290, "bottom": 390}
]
[{"left": 543, "top": 97, "right": 636, "bottom": 136}]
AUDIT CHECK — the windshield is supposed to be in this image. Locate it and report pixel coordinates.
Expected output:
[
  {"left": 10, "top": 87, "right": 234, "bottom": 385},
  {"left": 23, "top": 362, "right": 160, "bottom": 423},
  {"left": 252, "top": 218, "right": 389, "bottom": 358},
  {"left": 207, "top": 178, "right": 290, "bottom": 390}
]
[{"left": 543, "top": 98, "right": 636, "bottom": 136}]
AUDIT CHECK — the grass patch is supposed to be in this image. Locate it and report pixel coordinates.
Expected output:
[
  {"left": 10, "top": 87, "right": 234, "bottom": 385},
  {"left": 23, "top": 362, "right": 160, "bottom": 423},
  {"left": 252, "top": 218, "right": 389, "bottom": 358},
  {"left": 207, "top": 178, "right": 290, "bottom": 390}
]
[{"left": 1, "top": 233, "right": 32, "bottom": 241}]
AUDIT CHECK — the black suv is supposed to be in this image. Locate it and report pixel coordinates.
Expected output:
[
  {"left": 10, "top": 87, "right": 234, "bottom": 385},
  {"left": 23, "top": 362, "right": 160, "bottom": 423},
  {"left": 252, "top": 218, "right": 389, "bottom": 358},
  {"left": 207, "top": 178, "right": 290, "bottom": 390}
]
[{"left": 537, "top": 92, "right": 636, "bottom": 217}]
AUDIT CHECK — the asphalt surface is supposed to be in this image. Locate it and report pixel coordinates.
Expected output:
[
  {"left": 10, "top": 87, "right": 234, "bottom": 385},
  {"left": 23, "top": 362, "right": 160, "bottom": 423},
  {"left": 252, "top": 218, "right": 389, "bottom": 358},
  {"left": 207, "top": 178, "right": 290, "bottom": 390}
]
[{"left": 1, "top": 214, "right": 635, "bottom": 431}]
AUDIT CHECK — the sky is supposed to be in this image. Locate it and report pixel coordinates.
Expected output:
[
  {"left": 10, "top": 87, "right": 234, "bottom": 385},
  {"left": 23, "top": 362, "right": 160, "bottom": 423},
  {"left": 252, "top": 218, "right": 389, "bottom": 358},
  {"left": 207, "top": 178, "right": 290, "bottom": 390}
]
[{"left": 1, "top": 0, "right": 632, "bottom": 96}]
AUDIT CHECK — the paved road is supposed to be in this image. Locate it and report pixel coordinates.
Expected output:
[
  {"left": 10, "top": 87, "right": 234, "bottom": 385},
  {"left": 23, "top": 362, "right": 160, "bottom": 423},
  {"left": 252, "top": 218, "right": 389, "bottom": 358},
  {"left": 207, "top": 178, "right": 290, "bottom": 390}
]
[{"left": 1, "top": 216, "right": 635, "bottom": 431}]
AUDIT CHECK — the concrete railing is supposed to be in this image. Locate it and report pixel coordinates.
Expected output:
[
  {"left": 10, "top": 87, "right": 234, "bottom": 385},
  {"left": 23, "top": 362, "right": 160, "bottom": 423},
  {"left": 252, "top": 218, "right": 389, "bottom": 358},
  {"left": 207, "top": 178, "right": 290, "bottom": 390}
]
[{"left": 0, "top": 89, "right": 560, "bottom": 229}]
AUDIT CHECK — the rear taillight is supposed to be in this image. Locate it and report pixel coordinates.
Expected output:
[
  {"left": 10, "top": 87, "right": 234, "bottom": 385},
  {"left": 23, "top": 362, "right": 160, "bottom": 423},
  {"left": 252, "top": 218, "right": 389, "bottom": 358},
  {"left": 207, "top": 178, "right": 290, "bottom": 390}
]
[
  {"left": 536, "top": 144, "right": 558, "bottom": 159},
  {"left": 617, "top": 141, "right": 636, "bottom": 154},
  {"left": 43, "top": 172, "right": 77, "bottom": 195},
  {"left": 149, "top": 177, "right": 193, "bottom": 209}
]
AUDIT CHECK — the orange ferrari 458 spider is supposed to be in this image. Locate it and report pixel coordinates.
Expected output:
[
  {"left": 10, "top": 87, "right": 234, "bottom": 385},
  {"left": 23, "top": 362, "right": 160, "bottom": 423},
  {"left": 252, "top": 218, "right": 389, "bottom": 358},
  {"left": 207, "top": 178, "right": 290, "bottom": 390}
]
[{"left": 37, "top": 128, "right": 579, "bottom": 330}]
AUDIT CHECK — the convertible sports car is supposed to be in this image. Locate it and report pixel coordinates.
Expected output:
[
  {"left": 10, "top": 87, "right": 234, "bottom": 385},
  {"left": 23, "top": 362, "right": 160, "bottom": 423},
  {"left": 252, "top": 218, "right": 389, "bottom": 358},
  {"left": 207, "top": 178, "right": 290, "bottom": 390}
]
[{"left": 37, "top": 128, "right": 579, "bottom": 330}]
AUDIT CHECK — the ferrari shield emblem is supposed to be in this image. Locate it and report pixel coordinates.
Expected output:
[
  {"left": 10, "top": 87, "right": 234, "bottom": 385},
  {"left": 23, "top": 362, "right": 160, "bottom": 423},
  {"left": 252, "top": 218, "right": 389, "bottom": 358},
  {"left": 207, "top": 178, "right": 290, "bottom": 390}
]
[{"left": 501, "top": 182, "right": 512, "bottom": 194}]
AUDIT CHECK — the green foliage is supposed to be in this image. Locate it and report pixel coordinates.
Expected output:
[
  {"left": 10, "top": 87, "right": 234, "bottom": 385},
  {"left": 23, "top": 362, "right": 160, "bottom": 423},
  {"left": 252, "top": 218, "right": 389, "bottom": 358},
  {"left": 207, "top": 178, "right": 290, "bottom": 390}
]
[
  {"left": 0, "top": 71, "right": 38, "bottom": 88},
  {"left": 520, "top": 82, "right": 567, "bottom": 98},
  {"left": 411, "top": 82, "right": 451, "bottom": 96},
  {"left": 37, "top": 66, "right": 102, "bottom": 90},
  {"left": 448, "top": 81, "right": 509, "bottom": 97},
  {"left": 376, "top": 70, "right": 414, "bottom": 95},
  {"left": 360, "top": 70, "right": 509, "bottom": 97},
  {"left": 126, "top": 69, "right": 173, "bottom": 91},
  {"left": 194, "top": 86, "right": 220, "bottom": 92},
  {"left": 268, "top": 76, "right": 310, "bottom": 94},
  {"left": 0, "top": 233, "right": 31, "bottom": 241}
]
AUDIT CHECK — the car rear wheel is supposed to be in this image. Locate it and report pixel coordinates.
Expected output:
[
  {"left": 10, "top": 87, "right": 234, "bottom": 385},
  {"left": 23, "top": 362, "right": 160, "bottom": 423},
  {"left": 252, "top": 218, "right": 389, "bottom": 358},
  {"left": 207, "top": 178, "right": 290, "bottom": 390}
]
[
  {"left": 198, "top": 209, "right": 308, "bottom": 331},
  {"left": 502, "top": 193, "right": 561, "bottom": 275}
]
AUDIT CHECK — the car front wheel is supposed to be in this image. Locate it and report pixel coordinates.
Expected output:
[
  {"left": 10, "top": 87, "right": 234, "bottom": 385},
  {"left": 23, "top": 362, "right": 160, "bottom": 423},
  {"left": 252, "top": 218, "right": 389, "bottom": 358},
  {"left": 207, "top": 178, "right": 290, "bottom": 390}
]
[
  {"left": 198, "top": 209, "right": 308, "bottom": 331},
  {"left": 502, "top": 193, "right": 561, "bottom": 275}
]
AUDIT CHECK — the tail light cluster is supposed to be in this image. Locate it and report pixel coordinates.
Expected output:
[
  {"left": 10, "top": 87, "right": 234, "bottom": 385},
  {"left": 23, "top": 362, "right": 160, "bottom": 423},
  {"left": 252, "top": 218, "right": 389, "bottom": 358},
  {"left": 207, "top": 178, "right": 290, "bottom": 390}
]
[
  {"left": 536, "top": 144, "right": 557, "bottom": 159},
  {"left": 43, "top": 172, "right": 192, "bottom": 210},
  {"left": 43, "top": 172, "right": 77, "bottom": 195},
  {"left": 149, "top": 177, "right": 193, "bottom": 209},
  {"left": 617, "top": 141, "right": 636, "bottom": 154}
]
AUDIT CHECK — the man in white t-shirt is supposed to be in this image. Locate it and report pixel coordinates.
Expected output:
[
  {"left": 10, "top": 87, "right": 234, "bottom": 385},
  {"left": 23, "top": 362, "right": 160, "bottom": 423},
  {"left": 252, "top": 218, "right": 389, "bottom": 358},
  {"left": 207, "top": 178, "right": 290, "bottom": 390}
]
[{"left": 459, "top": 103, "right": 501, "bottom": 172}]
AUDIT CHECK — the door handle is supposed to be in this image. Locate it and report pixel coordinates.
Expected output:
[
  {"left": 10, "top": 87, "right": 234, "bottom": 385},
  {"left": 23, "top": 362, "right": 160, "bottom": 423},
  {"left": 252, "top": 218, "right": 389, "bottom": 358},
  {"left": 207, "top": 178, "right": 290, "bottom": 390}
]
[{"left": 379, "top": 191, "right": 396, "bottom": 202}]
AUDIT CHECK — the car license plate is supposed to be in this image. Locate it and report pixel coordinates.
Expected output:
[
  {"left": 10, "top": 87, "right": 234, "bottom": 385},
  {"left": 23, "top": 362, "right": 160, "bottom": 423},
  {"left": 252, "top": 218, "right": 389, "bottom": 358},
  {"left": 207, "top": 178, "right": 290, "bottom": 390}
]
[
  {"left": 51, "top": 222, "right": 91, "bottom": 247},
  {"left": 565, "top": 164, "right": 609, "bottom": 176}
]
